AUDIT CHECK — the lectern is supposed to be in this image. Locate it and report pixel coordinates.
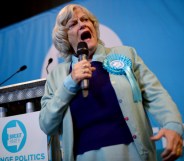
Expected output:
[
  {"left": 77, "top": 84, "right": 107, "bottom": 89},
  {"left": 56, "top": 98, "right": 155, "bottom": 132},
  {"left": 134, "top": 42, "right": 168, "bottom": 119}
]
[
  {"left": 0, "top": 78, "right": 62, "bottom": 161},
  {"left": 0, "top": 78, "right": 46, "bottom": 115}
]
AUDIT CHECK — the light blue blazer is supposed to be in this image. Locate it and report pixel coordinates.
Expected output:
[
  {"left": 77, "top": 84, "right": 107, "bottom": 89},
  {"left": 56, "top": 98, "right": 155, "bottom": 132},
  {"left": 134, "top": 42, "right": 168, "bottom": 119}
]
[{"left": 39, "top": 44, "right": 183, "bottom": 161}]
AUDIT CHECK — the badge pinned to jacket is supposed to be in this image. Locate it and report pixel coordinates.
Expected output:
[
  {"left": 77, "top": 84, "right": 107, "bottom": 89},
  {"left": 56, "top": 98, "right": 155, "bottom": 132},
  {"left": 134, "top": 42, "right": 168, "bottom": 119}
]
[{"left": 103, "top": 54, "right": 142, "bottom": 102}]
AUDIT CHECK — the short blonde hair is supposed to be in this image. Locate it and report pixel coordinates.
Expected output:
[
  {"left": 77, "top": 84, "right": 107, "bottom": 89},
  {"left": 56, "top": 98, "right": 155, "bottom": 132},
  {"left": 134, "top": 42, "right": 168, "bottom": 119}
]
[{"left": 52, "top": 4, "right": 103, "bottom": 60}]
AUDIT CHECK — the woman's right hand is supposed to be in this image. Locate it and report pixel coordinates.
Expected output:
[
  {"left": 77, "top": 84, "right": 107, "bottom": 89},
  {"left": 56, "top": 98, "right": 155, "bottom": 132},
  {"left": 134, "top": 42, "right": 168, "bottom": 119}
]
[{"left": 71, "top": 60, "right": 96, "bottom": 83}]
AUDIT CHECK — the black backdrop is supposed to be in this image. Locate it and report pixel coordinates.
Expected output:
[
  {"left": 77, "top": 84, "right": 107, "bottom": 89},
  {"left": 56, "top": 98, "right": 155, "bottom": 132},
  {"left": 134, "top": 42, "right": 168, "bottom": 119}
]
[{"left": 0, "top": 0, "right": 71, "bottom": 29}]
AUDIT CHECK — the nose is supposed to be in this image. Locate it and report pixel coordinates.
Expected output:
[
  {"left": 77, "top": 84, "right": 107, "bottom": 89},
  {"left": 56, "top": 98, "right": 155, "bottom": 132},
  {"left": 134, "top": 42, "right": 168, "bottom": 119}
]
[{"left": 78, "top": 20, "right": 86, "bottom": 30}]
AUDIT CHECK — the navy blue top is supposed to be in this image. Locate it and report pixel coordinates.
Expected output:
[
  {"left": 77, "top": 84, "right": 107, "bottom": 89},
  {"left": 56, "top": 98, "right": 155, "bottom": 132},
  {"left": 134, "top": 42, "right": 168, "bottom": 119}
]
[{"left": 70, "top": 61, "right": 133, "bottom": 156}]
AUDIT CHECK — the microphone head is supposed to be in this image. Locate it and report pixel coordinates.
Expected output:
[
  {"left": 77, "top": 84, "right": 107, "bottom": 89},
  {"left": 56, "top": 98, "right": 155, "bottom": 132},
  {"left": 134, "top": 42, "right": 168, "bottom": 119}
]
[
  {"left": 48, "top": 58, "right": 53, "bottom": 64},
  {"left": 77, "top": 42, "right": 89, "bottom": 56},
  {"left": 19, "top": 65, "right": 27, "bottom": 72}
]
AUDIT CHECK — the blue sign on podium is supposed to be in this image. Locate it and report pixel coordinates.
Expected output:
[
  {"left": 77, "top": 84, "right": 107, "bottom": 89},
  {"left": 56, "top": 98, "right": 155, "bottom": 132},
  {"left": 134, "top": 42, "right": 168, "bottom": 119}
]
[{"left": 0, "top": 111, "right": 48, "bottom": 161}]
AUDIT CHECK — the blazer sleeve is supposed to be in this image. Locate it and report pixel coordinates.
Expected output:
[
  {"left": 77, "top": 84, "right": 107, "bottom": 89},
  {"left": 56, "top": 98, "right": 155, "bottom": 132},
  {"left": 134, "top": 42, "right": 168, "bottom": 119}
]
[
  {"left": 39, "top": 63, "right": 76, "bottom": 135},
  {"left": 130, "top": 47, "right": 183, "bottom": 136}
]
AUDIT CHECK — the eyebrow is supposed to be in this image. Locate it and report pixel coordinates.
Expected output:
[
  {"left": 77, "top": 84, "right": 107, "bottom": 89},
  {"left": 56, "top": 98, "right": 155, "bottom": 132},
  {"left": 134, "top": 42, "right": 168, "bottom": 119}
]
[
  {"left": 68, "top": 19, "right": 77, "bottom": 24},
  {"left": 67, "top": 15, "right": 88, "bottom": 23}
]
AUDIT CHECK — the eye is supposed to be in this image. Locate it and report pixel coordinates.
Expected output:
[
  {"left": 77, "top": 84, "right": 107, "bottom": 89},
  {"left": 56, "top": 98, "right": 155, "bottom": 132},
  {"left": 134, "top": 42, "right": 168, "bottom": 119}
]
[
  {"left": 68, "top": 21, "right": 77, "bottom": 30},
  {"left": 81, "top": 16, "right": 89, "bottom": 22},
  {"left": 83, "top": 17, "right": 89, "bottom": 21}
]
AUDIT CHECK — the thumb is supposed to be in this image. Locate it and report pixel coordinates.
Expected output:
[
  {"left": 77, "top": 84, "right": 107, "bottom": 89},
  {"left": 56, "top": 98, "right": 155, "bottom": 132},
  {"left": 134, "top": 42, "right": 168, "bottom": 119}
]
[{"left": 150, "top": 129, "right": 165, "bottom": 141}]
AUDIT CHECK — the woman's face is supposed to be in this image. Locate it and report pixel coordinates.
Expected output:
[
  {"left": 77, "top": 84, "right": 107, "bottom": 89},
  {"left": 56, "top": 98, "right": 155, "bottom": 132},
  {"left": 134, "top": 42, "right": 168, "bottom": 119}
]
[{"left": 66, "top": 7, "right": 98, "bottom": 56}]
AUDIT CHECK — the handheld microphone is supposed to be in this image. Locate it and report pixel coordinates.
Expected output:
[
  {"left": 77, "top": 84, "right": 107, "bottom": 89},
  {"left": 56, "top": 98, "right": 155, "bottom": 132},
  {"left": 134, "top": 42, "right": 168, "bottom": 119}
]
[
  {"left": 0, "top": 65, "right": 27, "bottom": 86},
  {"left": 46, "top": 58, "right": 53, "bottom": 74},
  {"left": 77, "top": 42, "right": 89, "bottom": 97}
]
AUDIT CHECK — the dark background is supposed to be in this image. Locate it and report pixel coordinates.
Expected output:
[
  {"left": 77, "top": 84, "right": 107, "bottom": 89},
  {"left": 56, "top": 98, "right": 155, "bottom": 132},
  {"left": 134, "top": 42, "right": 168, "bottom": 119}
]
[{"left": 0, "top": 0, "right": 71, "bottom": 29}]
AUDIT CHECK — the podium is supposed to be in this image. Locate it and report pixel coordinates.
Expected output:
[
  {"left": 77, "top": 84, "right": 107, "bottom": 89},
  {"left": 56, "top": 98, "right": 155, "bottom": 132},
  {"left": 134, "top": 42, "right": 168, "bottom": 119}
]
[
  {"left": 0, "top": 79, "right": 62, "bottom": 161},
  {"left": 0, "top": 78, "right": 46, "bottom": 116}
]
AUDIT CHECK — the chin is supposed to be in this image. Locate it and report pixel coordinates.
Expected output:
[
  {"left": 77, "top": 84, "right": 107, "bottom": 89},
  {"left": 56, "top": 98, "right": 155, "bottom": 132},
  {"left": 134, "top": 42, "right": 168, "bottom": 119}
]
[{"left": 87, "top": 40, "right": 97, "bottom": 49}]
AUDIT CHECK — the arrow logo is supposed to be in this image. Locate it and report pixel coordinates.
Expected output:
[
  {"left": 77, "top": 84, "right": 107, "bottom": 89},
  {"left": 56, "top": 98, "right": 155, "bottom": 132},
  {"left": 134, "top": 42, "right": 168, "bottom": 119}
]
[{"left": 7, "top": 121, "right": 24, "bottom": 150}]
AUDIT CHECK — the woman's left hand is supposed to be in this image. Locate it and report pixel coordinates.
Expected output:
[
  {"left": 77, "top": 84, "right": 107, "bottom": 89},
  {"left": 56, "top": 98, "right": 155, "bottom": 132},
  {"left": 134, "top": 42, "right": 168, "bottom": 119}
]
[{"left": 150, "top": 128, "right": 183, "bottom": 161}]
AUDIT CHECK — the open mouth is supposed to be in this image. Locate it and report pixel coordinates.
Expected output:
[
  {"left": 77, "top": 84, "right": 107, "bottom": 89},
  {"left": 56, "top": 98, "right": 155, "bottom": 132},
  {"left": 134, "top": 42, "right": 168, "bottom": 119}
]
[{"left": 81, "top": 31, "right": 91, "bottom": 40}]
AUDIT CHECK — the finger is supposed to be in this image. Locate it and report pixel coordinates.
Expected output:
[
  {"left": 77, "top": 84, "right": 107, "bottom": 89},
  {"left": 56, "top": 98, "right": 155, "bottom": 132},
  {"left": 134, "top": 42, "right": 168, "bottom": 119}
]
[
  {"left": 91, "top": 67, "right": 96, "bottom": 72},
  {"left": 176, "top": 148, "right": 183, "bottom": 156},
  {"left": 150, "top": 129, "right": 164, "bottom": 141},
  {"left": 162, "top": 134, "right": 183, "bottom": 160},
  {"left": 161, "top": 146, "right": 180, "bottom": 161},
  {"left": 82, "top": 67, "right": 94, "bottom": 74},
  {"left": 82, "top": 63, "right": 89, "bottom": 69},
  {"left": 71, "top": 64, "right": 88, "bottom": 82},
  {"left": 162, "top": 154, "right": 177, "bottom": 161},
  {"left": 162, "top": 149, "right": 181, "bottom": 161},
  {"left": 161, "top": 137, "right": 175, "bottom": 158},
  {"left": 161, "top": 147, "right": 172, "bottom": 159},
  {"left": 81, "top": 60, "right": 91, "bottom": 67},
  {"left": 84, "top": 68, "right": 95, "bottom": 76},
  {"left": 72, "top": 61, "right": 96, "bottom": 82},
  {"left": 174, "top": 138, "right": 183, "bottom": 157}
]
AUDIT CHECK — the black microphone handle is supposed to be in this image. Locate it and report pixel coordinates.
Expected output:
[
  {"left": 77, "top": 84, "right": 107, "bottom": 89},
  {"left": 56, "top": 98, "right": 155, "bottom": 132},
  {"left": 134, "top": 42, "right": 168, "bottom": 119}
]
[
  {"left": 79, "top": 54, "right": 89, "bottom": 90},
  {"left": 78, "top": 53, "right": 88, "bottom": 61},
  {"left": 77, "top": 42, "right": 89, "bottom": 97}
]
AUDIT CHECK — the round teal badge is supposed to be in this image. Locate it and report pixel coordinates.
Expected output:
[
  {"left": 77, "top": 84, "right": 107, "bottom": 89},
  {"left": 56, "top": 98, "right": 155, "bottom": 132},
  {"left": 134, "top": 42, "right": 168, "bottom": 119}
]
[{"left": 103, "top": 54, "right": 132, "bottom": 75}]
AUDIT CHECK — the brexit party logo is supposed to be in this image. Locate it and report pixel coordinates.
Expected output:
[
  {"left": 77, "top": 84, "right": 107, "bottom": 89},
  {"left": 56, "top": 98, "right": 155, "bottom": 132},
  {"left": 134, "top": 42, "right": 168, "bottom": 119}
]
[{"left": 2, "top": 120, "right": 27, "bottom": 153}]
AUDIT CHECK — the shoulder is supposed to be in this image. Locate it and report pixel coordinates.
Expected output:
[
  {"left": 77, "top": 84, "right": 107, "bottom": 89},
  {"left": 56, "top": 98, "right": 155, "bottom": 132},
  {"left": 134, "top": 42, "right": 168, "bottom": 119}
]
[
  {"left": 50, "top": 62, "right": 70, "bottom": 76},
  {"left": 46, "top": 62, "right": 70, "bottom": 87},
  {"left": 106, "top": 45, "right": 138, "bottom": 62},
  {"left": 109, "top": 45, "right": 137, "bottom": 55}
]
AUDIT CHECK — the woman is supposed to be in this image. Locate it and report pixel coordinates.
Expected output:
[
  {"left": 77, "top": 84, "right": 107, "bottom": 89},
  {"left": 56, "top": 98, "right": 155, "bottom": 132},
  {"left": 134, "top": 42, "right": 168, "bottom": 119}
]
[{"left": 39, "top": 4, "right": 183, "bottom": 161}]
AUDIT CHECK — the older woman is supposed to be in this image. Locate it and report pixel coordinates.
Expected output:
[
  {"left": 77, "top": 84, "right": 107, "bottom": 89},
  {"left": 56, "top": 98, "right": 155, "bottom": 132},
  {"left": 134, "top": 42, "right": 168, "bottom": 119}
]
[{"left": 39, "top": 4, "right": 183, "bottom": 161}]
